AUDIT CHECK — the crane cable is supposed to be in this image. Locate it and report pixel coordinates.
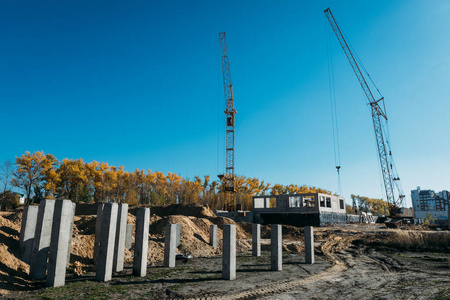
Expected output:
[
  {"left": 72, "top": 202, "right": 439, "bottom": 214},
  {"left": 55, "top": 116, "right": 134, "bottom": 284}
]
[{"left": 326, "top": 23, "right": 343, "bottom": 196}]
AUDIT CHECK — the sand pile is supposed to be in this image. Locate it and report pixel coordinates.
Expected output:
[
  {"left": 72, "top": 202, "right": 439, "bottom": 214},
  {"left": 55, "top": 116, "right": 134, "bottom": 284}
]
[{"left": 0, "top": 212, "right": 31, "bottom": 294}]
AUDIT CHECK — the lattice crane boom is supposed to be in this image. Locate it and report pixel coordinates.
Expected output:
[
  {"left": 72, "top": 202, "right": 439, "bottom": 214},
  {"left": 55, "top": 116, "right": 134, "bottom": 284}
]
[
  {"left": 219, "top": 32, "right": 236, "bottom": 211},
  {"left": 324, "top": 8, "right": 404, "bottom": 210}
]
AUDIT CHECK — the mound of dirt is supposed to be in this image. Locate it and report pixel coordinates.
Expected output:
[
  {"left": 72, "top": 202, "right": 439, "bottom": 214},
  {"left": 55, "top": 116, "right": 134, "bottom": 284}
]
[
  {"left": 0, "top": 213, "right": 31, "bottom": 295},
  {"left": 148, "top": 203, "right": 217, "bottom": 219}
]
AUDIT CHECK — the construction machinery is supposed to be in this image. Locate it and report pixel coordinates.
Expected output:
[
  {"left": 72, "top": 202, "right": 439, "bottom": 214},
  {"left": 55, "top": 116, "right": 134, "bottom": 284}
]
[
  {"left": 218, "top": 32, "right": 237, "bottom": 211},
  {"left": 324, "top": 8, "right": 408, "bottom": 218}
]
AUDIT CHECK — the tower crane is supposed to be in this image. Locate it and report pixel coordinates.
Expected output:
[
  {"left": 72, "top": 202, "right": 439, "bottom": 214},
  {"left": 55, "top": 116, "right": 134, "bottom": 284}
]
[
  {"left": 324, "top": 8, "right": 406, "bottom": 215},
  {"left": 218, "top": 32, "right": 237, "bottom": 211}
]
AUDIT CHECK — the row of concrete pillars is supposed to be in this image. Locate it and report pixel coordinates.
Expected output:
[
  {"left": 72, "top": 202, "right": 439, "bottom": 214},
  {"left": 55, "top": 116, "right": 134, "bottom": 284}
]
[
  {"left": 19, "top": 200, "right": 76, "bottom": 287},
  {"left": 156, "top": 223, "right": 314, "bottom": 281},
  {"left": 20, "top": 202, "right": 315, "bottom": 286},
  {"left": 221, "top": 224, "right": 314, "bottom": 280},
  {"left": 93, "top": 204, "right": 152, "bottom": 280}
]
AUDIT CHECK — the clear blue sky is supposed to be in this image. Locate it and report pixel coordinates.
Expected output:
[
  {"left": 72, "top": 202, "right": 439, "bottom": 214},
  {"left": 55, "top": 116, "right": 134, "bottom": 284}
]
[{"left": 1, "top": 0, "right": 449, "bottom": 207}]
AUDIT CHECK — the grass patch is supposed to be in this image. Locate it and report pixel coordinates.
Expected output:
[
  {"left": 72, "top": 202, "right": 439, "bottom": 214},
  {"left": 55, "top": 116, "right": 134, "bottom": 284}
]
[
  {"left": 36, "top": 280, "right": 128, "bottom": 300},
  {"left": 431, "top": 287, "right": 450, "bottom": 300},
  {"left": 371, "top": 231, "right": 450, "bottom": 252}
]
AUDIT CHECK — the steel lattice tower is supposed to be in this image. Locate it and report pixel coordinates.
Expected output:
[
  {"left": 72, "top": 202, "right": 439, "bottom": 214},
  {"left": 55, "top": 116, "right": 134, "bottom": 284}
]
[
  {"left": 219, "top": 32, "right": 236, "bottom": 211},
  {"left": 324, "top": 8, "right": 405, "bottom": 212}
]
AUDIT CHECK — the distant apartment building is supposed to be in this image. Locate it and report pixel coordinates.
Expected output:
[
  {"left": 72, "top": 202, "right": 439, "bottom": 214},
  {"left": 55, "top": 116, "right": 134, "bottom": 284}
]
[{"left": 411, "top": 187, "right": 449, "bottom": 220}]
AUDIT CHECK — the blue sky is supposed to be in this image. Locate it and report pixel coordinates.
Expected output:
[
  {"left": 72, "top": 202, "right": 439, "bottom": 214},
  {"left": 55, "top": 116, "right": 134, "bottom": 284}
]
[{"left": 1, "top": 0, "right": 449, "bottom": 207}]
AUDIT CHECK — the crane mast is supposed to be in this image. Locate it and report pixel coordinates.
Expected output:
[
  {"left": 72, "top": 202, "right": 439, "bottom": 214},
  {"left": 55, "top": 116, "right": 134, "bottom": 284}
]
[
  {"left": 219, "top": 32, "right": 236, "bottom": 211},
  {"left": 324, "top": 8, "right": 404, "bottom": 211}
]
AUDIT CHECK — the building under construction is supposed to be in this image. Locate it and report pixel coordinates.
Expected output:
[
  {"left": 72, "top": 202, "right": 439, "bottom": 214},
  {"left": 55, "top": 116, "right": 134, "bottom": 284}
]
[{"left": 251, "top": 192, "right": 346, "bottom": 227}]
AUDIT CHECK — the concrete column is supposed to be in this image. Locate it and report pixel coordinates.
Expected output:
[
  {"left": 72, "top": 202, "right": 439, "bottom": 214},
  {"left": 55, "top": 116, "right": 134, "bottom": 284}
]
[
  {"left": 113, "top": 203, "right": 128, "bottom": 272},
  {"left": 164, "top": 223, "right": 177, "bottom": 268},
  {"left": 271, "top": 224, "right": 282, "bottom": 271},
  {"left": 133, "top": 207, "right": 150, "bottom": 277},
  {"left": 222, "top": 224, "right": 236, "bottom": 280},
  {"left": 19, "top": 205, "right": 39, "bottom": 264},
  {"left": 93, "top": 203, "right": 104, "bottom": 264},
  {"left": 95, "top": 203, "right": 118, "bottom": 282},
  {"left": 125, "top": 224, "right": 133, "bottom": 250},
  {"left": 66, "top": 202, "right": 76, "bottom": 268},
  {"left": 29, "top": 199, "right": 56, "bottom": 280},
  {"left": 176, "top": 223, "right": 181, "bottom": 247},
  {"left": 252, "top": 223, "right": 261, "bottom": 257},
  {"left": 305, "top": 226, "right": 314, "bottom": 264},
  {"left": 210, "top": 224, "right": 217, "bottom": 249},
  {"left": 46, "top": 200, "right": 73, "bottom": 287}
]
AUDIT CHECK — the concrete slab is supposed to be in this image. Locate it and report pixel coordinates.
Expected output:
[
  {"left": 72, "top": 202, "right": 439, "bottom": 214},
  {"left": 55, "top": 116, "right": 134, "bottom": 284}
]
[
  {"left": 46, "top": 200, "right": 73, "bottom": 287},
  {"left": 113, "top": 203, "right": 128, "bottom": 272},
  {"left": 96, "top": 203, "right": 118, "bottom": 282},
  {"left": 93, "top": 203, "right": 104, "bottom": 264},
  {"left": 66, "top": 202, "right": 76, "bottom": 268},
  {"left": 210, "top": 224, "right": 217, "bottom": 249},
  {"left": 164, "top": 223, "right": 177, "bottom": 268},
  {"left": 305, "top": 226, "right": 314, "bottom": 264},
  {"left": 125, "top": 224, "right": 133, "bottom": 250},
  {"left": 133, "top": 207, "right": 150, "bottom": 277},
  {"left": 19, "top": 205, "right": 38, "bottom": 264},
  {"left": 271, "top": 224, "right": 282, "bottom": 271},
  {"left": 252, "top": 223, "right": 261, "bottom": 257},
  {"left": 222, "top": 224, "right": 236, "bottom": 280},
  {"left": 29, "top": 200, "right": 56, "bottom": 280}
]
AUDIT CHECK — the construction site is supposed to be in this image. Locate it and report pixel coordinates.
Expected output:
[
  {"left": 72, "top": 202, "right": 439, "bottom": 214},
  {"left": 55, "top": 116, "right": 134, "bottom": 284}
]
[
  {"left": 0, "top": 202, "right": 449, "bottom": 299},
  {"left": 0, "top": 5, "right": 449, "bottom": 300}
]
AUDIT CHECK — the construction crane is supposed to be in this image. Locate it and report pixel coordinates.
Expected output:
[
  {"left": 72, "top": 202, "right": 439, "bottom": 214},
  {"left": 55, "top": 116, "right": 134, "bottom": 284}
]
[
  {"left": 218, "top": 32, "right": 237, "bottom": 211},
  {"left": 324, "top": 8, "right": 406, "bottom": 215}
]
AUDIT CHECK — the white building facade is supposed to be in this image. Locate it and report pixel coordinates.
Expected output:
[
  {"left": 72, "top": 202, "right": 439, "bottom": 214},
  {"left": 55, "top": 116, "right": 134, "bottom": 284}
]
[{"left": 411, "top": 187, "right": 449, "bottom": 220}]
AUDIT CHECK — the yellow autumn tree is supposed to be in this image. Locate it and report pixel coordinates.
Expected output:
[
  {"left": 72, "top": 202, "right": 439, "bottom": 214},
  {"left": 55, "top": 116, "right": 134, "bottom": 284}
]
[
  {"left": 57, "top": 158, "right": 88, "bottom": 202},
  {"left": 12, "top": 151, "right": 59, "bottom": 204}
]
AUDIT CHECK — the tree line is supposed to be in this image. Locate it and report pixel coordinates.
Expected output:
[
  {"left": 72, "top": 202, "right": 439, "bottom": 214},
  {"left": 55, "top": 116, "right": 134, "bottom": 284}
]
[
  {"left": 350, "top": 194, "right": 390, "bottom": 216},
  {"left": 0, "top": 151, "right": 335, "bottom": 210}
]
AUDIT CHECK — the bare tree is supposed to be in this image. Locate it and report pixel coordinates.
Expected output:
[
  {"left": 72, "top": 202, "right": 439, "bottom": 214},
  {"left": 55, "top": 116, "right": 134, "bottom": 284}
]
[{"left": 0, "top": 160, "right": 14, "bottom": 192}]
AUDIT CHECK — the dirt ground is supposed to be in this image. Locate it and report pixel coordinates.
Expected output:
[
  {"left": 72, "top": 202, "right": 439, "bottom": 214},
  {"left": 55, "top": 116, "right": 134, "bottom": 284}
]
[{"left": 0, "top": 204, "right": 449, "bottom": 299}]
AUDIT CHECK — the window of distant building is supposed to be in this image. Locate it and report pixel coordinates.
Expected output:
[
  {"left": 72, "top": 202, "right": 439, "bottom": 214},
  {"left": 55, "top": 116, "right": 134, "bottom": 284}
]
[
  {"left": 320, "top": 196, "right": 326, "bottom": 207},
  {"left": 303, "top": 196, "right": 316, "bottom": 208}
]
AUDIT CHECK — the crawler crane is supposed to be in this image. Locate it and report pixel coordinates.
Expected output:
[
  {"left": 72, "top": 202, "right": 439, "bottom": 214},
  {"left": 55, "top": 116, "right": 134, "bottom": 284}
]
[{"left": 324, "top": 8, "right": 410, "bottom": 220}]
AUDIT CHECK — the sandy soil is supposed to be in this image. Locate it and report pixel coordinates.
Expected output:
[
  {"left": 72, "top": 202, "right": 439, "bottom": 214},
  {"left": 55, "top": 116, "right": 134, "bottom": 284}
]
[{"left": 0, "top": 205, "right": 449, "bottom": 299}]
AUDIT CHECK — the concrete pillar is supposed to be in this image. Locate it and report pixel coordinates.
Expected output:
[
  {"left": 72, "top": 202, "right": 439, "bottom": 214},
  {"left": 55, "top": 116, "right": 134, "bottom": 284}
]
[
  {"left": 29, "top": 199, "right": 56, "bottom": 280},
  {"left": 164, "top": 223, "right": 177, "bottom": 268},
  {"left": 252, "top": 223, "right": 261, "bottom": 257},
  {"left": 66, "top": 202, "right": 76, "bottom": 268},
  {"left": 271, "top": 224, "right": 282, "bottom": 271},
  {"left": 176, "top": 223, "right": 181, "bottom": 247},
  {"left": 93, "top": 203, "right": 104, "bottom": 264},
  {"left": 448, "top": 211, "right": 450, "bottom": 228},
  {"left": 46, "top": 200, "right": 73, "bottom": 287},
  {"left": 210, "top": 224, "right": 217, "bottom": 249},
  {"left": 95, "top": 203, "right": 118, "bottom": 282},
  {"left": 125, "top": 224, "right": 133, "bottom": 250},
  {"left": 305, "top": 226, "right": 314, "bottom": 264},
  {"left": 113, "top": 203, "right": 128, "bottom": 272},
  {"left": 222, "top": 224, "right": 236, "bottom": 280},
  {"left": 133, "top": 207, "right": 150, "bottom": 277},
  {"left": 19, "top": 205, "right": 39, "bottom": 264}
]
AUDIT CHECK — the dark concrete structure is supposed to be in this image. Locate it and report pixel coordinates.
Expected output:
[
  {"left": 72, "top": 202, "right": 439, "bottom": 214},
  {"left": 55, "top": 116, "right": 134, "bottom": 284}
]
[{"left": 252, "top": 193, "right": 346, "bottom": 227}]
